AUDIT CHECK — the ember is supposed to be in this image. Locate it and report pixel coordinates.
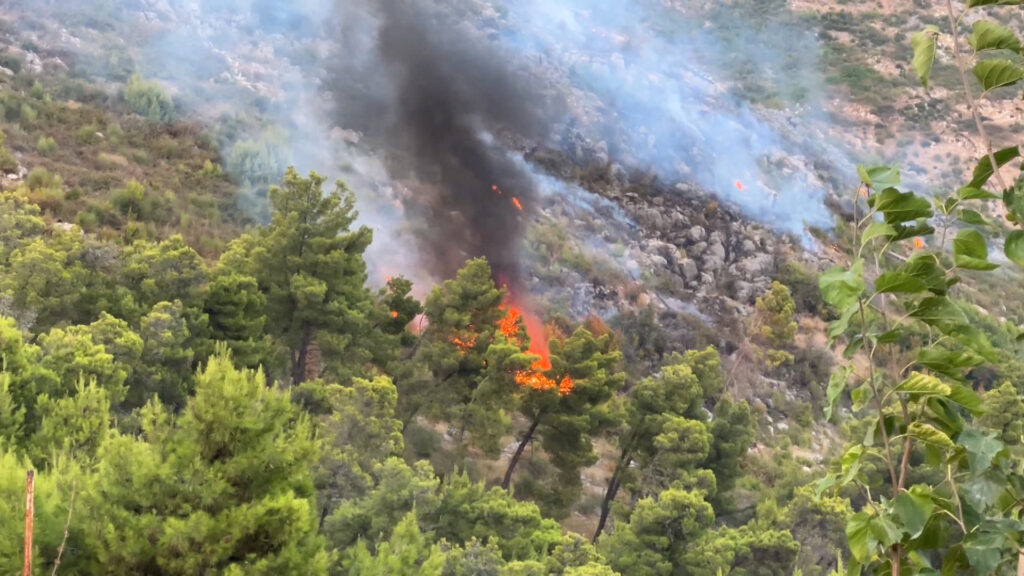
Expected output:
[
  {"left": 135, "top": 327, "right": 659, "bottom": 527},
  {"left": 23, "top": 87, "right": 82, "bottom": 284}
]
[{"left": 512, "top": 197, "right": 523, "bottom": 211}]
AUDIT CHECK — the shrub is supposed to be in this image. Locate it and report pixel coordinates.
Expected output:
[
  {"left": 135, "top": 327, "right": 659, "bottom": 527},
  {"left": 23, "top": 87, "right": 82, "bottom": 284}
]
[
  {"left": 0, "top": 129, "right": 16, "bottom": 173},
  {"left": 123, "top": 75, "right": 174, "bottom": 122},
  {"left": 26, "top": 167, "right": 62, "bottom": 191},
  {"left": 110, "top": 179, "right": 146, "bottom": 217},
  {"left": 76, "top": 209, "right": 99, "bottom": 231},
  {"left": 76, "top": 124, "right": 102, "bottom": 146},
  {"left": 37, "top": 135, "right": 58, "bottom": 155},
  {"left": 776, "top": 261, "right": 826, "bottom": 316},
  {"left": 18, "top": 103, "right": 36, "bottom": 126}
]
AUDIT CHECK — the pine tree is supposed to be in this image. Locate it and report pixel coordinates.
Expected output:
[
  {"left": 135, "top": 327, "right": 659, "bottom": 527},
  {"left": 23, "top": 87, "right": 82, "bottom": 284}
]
[{"left": 253, "top": 168, "right": 374, "bottom": 385}]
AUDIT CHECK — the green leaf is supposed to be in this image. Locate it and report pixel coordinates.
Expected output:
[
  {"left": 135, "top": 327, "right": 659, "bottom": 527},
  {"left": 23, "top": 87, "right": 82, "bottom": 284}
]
[
  {"left": 958, "top": 429, "right": 1004, "bottom": 472},
  {"left": 973, "top": 59, "right": 1024, "bottom": 92},
  {"left": 953, "top": 229, "right": 999, "bottom": 270},
  {"left": 873, "top": 188, "right": 933, "bottom": 224},
  {"left": 820, "top": 259, "right": 865, "bottom": 310},
  {"left": 962, "top": 470, "right": 1006, "bottom": 511},
  {"left": 894, "top": 372, "right": 952, "bottom": 396},
  {"left": 893, "top": 485, "right": 935, "bottom": 539},
  {"left": 916, "top": 348, "right": 985, "bottom": 380},
  {"left": 899, "top": 255, "right": 948, "bottom": 296},
  {"left": 963, "top": 532, "right": 1005, "bottom": 576},
  {"left": 911, "top": 26, "right": 941, "bottom": 88},
  {"left": 857, "top": 164, "right": 901, "bottom": 190},
  {"left": 969, "top": 20, "right": 1022, "bottom": 52},
  {"left": 969, "top": 146, "right": 1020, "bottom": 189},
  {"left": 907, "top": 421, "right": 954, "bottom": 447},
  {"left": 861, "top": 221, "right": 896, "bottom": 246},
  {"left": 948, "top": 384, "right": 984, "bottom": 415},
  {"left": 959, "top": 209, "right": 989, "bottom": 226},
  {"left": 957, "top": 187, "right": 998, "bottom": 200},
  {"left": 825, "top": 365, "right": 852, "bottom": 421},
  {"left": 948, "top": 325, "right": 997, "bottom": 363},
  {"left": 840, "top": 444, "right": 864, "bottom": 485},
  {"left": 851, "top": 383, "right": 874, "bottom": 412},
  {"left": 828, "top": 302, "right": 860, "bottom": 342},
  {"left": 1005, "top": 230, "right": 1024, "bottom": 267},
  {"left": 874, "top": 271, "right": 927, "bottom": 294},
  {"left": 910, "top": 297, "right": 967, "bottom": 328},
  {"left": 846, "top": 511, "right": 878, "bottom": 563},
  {"left": 870, "top": 515, "right": 903, "bottom": 547}
]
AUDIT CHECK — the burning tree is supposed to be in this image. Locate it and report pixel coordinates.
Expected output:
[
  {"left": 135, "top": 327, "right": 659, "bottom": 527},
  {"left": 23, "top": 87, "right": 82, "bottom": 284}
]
[{"left": 500, "top": 326, "right": 625, "bottom": 517}]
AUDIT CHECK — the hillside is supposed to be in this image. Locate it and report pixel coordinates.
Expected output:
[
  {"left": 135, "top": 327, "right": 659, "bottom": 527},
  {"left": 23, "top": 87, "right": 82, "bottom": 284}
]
[{"left": 1, "top": 1, "right": 1024, "bottom": 575}]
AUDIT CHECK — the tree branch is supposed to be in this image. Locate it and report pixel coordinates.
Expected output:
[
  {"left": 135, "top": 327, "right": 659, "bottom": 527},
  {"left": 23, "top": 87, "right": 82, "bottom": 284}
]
[
  {"left": 51, "top": 480, "right": 77, "bottom": 576},
  {"left": 945, "top": 0, "right": 1009, "bottom": 191}
]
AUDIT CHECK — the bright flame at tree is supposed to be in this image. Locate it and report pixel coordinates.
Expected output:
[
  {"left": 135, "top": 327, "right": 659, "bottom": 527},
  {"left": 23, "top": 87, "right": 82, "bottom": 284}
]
[{"left": 499, "top": 303, "right": 574, "bottom": 395}]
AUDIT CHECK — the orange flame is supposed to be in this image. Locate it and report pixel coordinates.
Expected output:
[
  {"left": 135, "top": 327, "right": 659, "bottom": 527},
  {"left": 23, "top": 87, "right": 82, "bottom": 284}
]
[
  {"left": 859, "top": 187, "right": 868, "bottom": 197},
  {"left": 913, "top": 237, "right": 925, "bottom": 250},
  {"left": 390, "top": 310, "right": 399, "bottom": 318},
  {"left": 512, "top": 197, "right": 523, "bottom": 211},
  {"left": 734, "top": 180, "right": 745, "bottom": 190},
  {"left": 499, "top": 303, "right": 573, "bottom": 395}
]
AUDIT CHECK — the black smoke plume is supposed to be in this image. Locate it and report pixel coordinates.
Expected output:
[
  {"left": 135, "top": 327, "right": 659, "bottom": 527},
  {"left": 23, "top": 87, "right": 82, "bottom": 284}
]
[{"left": 331, "top": 0, "right": 562, "bottom": 288}]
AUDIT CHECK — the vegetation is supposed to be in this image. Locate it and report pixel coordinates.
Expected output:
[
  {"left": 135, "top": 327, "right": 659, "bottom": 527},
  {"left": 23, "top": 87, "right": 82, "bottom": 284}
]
[{"left": 2, "top": 1, "right": 1024, "bottom": 575}]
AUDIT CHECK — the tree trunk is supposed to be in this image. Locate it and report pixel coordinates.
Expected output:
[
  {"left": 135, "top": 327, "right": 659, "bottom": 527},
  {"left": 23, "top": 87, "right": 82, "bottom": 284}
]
[
  {"left": 291, "top": 326, "right": 312, "bottom": 386},
  {"left": 502, "top": 418, "right": 541, "bottom": 490},
  {"left": 594, "top": 442, "right": 634, "bottom": 543}
]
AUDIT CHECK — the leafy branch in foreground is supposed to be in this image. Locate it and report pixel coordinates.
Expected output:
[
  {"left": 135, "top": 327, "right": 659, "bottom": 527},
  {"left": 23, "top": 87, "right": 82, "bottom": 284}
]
[{"left": 819, "top": 3, "right": 1024, "bottom": 574}]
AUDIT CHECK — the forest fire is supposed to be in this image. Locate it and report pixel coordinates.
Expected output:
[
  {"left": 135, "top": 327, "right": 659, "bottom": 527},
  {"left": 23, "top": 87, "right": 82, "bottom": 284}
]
[{"left": 499, "top": 304, "right": 574, "bottom": 395}]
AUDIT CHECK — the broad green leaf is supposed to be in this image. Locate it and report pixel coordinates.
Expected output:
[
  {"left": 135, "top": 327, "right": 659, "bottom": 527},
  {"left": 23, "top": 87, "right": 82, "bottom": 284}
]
[
  {"left": 820, "top": 259, "right": 865, "bottom": 310},
  {"left": 870, "top": 515, "right": 903, "bottom": 547},
  {"left": 828, "top": 302, "right": 859, "bottom": 342},
  {"left": 948, "top": 324, "right": 997, "bottom": 363},
  {"left": 1005, "top": 230, "right": 1024, "bottom": 267},
  {"left": 963, "top": 531, "right": 1005, "bottom": 576},
  {"left": 968, "top": 146, "right": 1020, "bottom": 188},
  {"left": 872, "top": 188, "right": 933, "bottom": 224},
  {"left": 959, "top": 209, "right": 989, "bottom": 226},
  {"left": 962, "top": 470, "right": 1006, "bottom": 511},
  {"left": 814, "top": 473, "right": 838, "bottom": 498},
  {"left": 973, "top": 59, "right": 1024, "bottom": 92},
  {"left": 851, "top": 383, "right": 874, "bottom": 412},
  {"left": 915, "top": 510, "right": 950, "bottom": 550},
  {"left": 898, "top": 255, "right": 948, "bottom": 295},
  {"left": 840, "top": 444, "right": 864, "bottom": 485},
  {"left": 846, "top": 511, "right": 877, "bottom": 563},
  {"left": 916, "top": 348, "right": 985, "bottom": 380},
  {"left": 957, "top": 187, "right": 998, "bottom": 200},
  {"left": 861, "top": 221, "right": 896, "bottom": 246},
  {"left": 953, "top": 229, "right": 999, "bottom": 270},
  {"left": 874, "top": 271, "right": 927, "bottom": 294},
  {"left": 857, "top": 164, "right": 901, "bottom": 190},
  {"left": 890, "top": 221, "right": 936, "bottom": 242},
  {"left": 948, "top": 384, "right": 984, "bottom": 414},
  {"left": 910, "top": 297, "right": 967, "bottom": 328},
  {"left": 958, "top": 429, "right": 1004, "bottom": 472},
  {"left": 825, "top": 365, "right": 852, "bottom": 421},
  {"left": 969, "top": 20, "right": 1022, "bottom": 52},
  {"left": 911, "top": 26, "right": 941, "bottom": 88},
  {"left": 893, "top": 485, "right": 935, "bottom": 538},
  {"left": 907, "top": 421, "right": 954, "bottom": 447},
  {"left": 894, "top": 372, "right": 952, "bottom": 396}
]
